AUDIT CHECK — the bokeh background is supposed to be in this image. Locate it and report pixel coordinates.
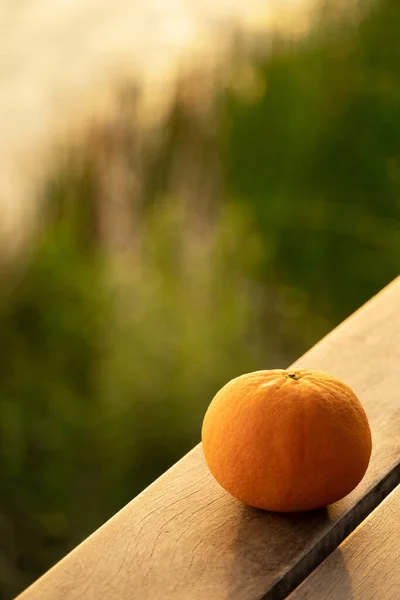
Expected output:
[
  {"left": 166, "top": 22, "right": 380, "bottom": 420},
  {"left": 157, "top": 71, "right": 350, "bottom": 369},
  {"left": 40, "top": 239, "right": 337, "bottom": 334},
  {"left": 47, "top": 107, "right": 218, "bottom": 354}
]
[{"left": 1, "top": 0, "right": 400, "bottom": 597}]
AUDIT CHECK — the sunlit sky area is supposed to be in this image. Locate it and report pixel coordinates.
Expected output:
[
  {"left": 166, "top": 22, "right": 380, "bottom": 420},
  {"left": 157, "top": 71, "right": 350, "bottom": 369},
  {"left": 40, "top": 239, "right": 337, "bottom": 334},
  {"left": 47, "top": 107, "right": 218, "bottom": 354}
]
[{"left": 0, "top": 0, "right": 314, "bottom": 256}]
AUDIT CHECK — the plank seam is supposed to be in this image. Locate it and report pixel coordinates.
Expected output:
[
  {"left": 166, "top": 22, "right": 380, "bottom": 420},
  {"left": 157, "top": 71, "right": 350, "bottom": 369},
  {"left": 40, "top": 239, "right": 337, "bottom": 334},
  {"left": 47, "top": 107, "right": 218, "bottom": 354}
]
[{"left": 262, "top": 460, "right": 400, "bottom": 600}]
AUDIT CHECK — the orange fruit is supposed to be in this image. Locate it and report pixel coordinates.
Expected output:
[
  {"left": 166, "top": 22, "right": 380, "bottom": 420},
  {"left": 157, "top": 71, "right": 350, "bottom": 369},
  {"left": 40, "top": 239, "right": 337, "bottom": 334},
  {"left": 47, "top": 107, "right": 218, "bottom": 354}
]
[{"left": 202, "top": 369, "right": 372, "bottom": 512}]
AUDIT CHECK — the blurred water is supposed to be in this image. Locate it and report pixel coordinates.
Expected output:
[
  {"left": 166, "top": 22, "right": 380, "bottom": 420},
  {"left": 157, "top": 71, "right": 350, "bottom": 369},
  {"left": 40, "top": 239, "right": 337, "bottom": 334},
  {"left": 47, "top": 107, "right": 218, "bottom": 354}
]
[{"left": 0, "top": 0, "right": 312, "bottom": 258}]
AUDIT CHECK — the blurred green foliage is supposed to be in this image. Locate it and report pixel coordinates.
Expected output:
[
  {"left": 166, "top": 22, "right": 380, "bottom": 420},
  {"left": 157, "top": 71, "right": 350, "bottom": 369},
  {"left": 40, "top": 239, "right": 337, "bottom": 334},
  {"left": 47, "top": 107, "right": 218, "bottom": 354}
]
[
  {"left": 225, "top": 0, "right": 400, "bottom": 326},
  {"left": 0, "top": 121, "right": 269, "bottom": 598},
  {"left": 1, "top": 0, "right": 400, "bottom": 597}
]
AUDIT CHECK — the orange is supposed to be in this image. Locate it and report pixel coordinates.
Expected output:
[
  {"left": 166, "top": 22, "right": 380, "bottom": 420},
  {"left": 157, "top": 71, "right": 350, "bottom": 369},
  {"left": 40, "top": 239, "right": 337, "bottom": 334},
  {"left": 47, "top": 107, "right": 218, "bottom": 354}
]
[{"left": 202, "top": 369, "right": 372, "bottom": 512}]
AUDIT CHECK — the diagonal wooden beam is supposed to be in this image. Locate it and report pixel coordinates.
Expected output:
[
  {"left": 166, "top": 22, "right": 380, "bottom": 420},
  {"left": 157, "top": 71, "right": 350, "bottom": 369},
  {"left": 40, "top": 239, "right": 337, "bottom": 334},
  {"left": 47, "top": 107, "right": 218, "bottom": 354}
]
[{"left": 17, "top": 277, "right": 400, "bottom": 600}]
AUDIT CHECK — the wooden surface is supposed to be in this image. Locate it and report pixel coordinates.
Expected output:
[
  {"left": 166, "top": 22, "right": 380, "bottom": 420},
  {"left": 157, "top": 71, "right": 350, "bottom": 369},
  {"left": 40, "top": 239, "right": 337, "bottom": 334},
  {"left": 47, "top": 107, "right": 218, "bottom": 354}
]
[
  {"left": 288, "top": 484, "right": 400, "bottom": 599},
  {"left": 17, "top": 277, "right": 400, "bottom": 600}
]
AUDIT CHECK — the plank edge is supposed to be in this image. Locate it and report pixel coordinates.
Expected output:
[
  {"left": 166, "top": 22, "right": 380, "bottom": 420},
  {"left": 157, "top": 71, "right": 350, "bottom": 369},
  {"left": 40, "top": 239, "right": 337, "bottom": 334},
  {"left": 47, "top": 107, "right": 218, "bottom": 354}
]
[{"left": 263, "top": 459, "right": 400, "bottom": 600}]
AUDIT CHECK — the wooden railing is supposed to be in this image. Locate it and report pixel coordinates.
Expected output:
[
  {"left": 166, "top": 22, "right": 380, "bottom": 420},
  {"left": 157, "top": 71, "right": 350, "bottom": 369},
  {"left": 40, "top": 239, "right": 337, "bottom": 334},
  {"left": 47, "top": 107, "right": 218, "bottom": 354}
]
[{"left": 17, "top": 278, "right": 400, "bottom": 600}]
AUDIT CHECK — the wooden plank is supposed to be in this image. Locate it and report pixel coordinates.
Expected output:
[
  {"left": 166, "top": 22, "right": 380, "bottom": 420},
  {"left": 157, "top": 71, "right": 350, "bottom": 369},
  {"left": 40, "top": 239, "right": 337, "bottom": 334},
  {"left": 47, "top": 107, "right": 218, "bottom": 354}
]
[
  {"left": 288, "top": 484, "right": 400, "bottom": 600},
  {"left": 17, "top": 277, "right": 400, "bottom": 600}
]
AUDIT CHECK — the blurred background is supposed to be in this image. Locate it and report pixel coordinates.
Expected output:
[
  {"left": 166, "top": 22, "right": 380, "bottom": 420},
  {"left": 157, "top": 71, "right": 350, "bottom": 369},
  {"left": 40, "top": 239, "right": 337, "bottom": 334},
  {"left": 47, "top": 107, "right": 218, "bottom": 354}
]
[{"left": 1, "top": 0, "right": 400, "bottom": 597}]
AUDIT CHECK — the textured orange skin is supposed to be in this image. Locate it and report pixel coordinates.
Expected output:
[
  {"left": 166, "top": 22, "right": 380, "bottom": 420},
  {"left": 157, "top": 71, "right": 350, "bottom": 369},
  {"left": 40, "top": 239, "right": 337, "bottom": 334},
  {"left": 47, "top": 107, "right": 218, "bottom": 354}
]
[{"left": 202, "top": 369, "right": 372, "bottom": 512}]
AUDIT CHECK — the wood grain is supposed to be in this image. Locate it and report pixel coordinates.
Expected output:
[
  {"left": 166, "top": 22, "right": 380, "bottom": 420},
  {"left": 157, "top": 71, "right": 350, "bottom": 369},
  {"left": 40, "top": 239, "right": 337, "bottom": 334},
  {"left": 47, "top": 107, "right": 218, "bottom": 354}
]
[
  {"left": 17, "top": 277, "right": 400, "bottom": 600},
  {"left": 288, "top": 484, "right": 400, "bottom": 600}
]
